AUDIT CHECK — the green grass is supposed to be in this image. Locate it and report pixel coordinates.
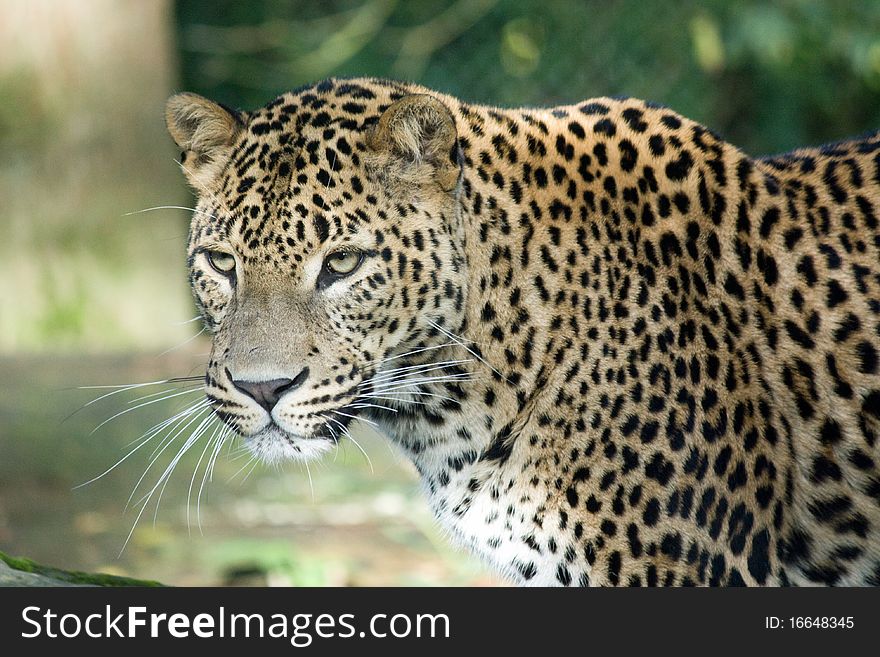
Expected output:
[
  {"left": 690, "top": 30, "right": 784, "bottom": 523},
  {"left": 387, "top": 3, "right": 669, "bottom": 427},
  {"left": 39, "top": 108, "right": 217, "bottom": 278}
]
[{"left": 1, "top": 550, "right": 164, "bottom": 587}]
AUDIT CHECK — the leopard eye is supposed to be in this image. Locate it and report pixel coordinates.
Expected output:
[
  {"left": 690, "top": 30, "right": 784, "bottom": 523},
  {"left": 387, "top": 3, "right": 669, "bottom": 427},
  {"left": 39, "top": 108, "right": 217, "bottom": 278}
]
[
  {"left": 324, "top": 250, "right": 362, "bottom": 275},
  {"left": 207, "top": 250, "right": 236, "bottom": 275}
]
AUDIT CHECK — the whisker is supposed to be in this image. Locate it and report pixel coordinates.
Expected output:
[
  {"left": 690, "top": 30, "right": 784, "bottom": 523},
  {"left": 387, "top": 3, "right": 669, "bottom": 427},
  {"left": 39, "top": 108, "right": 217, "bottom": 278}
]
[
  {"left": 186, "top": 419, "right": 223, "bottom": 532},
  {"left": 371, "top": 371, "right": 476, "bottom": 385},
  {"left": 363, "top": 358, "right": 473, "bottom": 386},
  {"left": 304, "top": 461, "right": 315, "bottom": 503},
  {"left": 426, "top": 318, "right": 507, "bottom": 381},
  {"left": 342, "top": 428, "right": 374, "bottom": 475},
  {"left": 363, "top": 390, "right": 456, "bottom": 402},
  {"left": 197, "top": 426, "right": 229, "bottom": 533},
  {"left": 371, "top": 356, "right": 471, "bottom": 374},
  {"left": 240, "top": 457, "right": 260, "bottom": 484},
  {"left": 119, "top": 411, "right": 181, "bottom": 451},
  {"left": 66, "top": 379, "right": 180, "bottom": 422},
  {"left": 317, "top": 416, "right": 342, "bottom": 463},
  {"left": 143, "top": 412, "right": 216, "bottom": 512},
  {"left": 325, "top": 151, "right": 338, "bottom": 192},
  {"left": 147, "top": 399, "right": 211, "bottom": 458},
  {"left": 125, "top": 404, "right": 213, "bottom": 511},
  {"left": 127, "top": 386, "right": 203, "bottom": 406},
  {"left": 330, "top": 409, "right": 379, "bottom": 429},
  {"left": 172, "top": 316, "right": 203, "bottom": 326},
  {"left": 77, "top": 375, "right": 203, "bottom": 393},
  {"left": 138, "top": 396, "right": 212, "bottom": 450},
  {"left": 228, "top": 455, "right": 258, "bottom": 484},
  {"left": 158, "top": 327, "right": 206, "bottom": 357},
  {"left": 225, "top": 441, "right": 252, "bottom": 461},
  {"left": 363, "top": 341, "right": 457, "bottom": 367},
  {"left": 362, "top": 371, "right": 469, "bottom": 392},
  {"left": 359, "top": 394, "right": 431, "bottom": 406},
  {"left": 369, "top": 373, "right": 478, "bottom": 394},
  {"left": 74, "top": 399, "right": 209, "bottom": 489},
  {"left": 77, "top": 379, "right": 174, "bottom": 391},
  {"left": 174, "top": 158, "right": 217, "bottom": 199},
  {"left": 123, "top": 205, "right": 219, "bottom": 221},
  {"left": 348, "top": 401, "right": 398, "bottom": 413},
  {"left": 139, "top": 409, "right": 218, "bottom": 525},
  {"left": 90, "top": 388, "right": 206, "bottom": 435},
  {"left": 117, "top": 405, "right": 213, "bottom": 555},
  {"left": 324, "top": 416, "right": 373, "bottom": 474},
  {"left": 210, "top": 425, "right": 234, "bottom": 483},
  {"left": 67, "top": 376, "right": 204, "bottom": 424},
  {"left": 153, "top": 413, "right": 220, "bottom": 528}
]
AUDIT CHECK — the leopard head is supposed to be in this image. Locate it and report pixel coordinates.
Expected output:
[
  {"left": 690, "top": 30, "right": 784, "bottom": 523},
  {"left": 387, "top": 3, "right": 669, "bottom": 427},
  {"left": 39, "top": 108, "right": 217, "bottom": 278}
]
[{"left": 165, "top": 82, "right": 467, "bottom": 463}]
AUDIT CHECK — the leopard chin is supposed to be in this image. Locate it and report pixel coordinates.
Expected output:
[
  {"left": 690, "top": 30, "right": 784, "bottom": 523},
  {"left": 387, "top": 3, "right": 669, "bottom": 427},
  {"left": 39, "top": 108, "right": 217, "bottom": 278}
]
[{"left": 243, "top": 424, "right": 335, "bottom": 465}]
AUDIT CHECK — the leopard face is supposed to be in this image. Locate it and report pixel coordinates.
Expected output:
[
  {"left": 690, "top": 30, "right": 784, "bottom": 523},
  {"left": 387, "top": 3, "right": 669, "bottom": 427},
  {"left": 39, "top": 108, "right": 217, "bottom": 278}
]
[
  {"left": 169, "top": 86, "right": 468, "bottom": 464},
  {"left": 166, "top": 77, "right": 880, "bottom": 586}
]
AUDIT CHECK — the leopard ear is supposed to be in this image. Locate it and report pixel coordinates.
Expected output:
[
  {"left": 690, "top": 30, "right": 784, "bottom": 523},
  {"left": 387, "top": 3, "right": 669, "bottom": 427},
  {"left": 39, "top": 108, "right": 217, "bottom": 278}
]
[
  {"left": 165, "top": 92, "right": 245, "bottom": 190},
  {"left": 368, "top": 94, "right": 461, "bottom": 192}
]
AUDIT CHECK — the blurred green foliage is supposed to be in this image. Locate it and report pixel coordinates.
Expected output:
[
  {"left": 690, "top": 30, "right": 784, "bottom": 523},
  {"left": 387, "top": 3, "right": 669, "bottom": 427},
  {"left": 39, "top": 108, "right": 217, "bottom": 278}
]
[
  {"left": 174, "top": 0, "right": 880, "bottom": 155},
  {"left": 0, "top": 0, "right": 191, "bottom": 352}
]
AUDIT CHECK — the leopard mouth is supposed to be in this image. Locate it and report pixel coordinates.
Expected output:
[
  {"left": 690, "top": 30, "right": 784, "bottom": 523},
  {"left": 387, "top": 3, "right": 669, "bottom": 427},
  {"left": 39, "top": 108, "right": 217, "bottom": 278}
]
[
  {"left": 243, "top": 399, "right": 372, "bottom": 464},
  {"left": 209, "top": 385, "right": 369, "bottom": 464},
  {"left": 243, "top": 422, "right": 336, "bottom": 464}
]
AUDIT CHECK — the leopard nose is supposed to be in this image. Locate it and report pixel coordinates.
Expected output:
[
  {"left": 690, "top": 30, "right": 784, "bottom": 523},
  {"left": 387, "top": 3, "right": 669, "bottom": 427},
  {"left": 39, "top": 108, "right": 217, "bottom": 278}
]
[{"left": 228, "top": 367, "right": 309, "bottom": 412}]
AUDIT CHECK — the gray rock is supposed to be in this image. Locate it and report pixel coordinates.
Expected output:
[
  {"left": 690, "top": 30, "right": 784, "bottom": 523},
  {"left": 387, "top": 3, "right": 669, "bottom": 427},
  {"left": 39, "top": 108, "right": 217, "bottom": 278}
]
[
  {"left": 0, "top": 559, "right": 92, "bottom": 587},
  {"left": 0, "top": 551, "right": 163, "bottom": 587}
]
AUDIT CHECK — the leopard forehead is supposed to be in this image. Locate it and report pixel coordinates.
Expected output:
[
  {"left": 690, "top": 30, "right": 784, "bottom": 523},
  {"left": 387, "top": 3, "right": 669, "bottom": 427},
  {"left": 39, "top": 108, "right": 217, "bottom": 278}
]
[
  {"left": 186, "top": 80, "right": 464, "bottom": 278},
  {"left": 189, "top": 82, "right": 395, "bottom": 259}
]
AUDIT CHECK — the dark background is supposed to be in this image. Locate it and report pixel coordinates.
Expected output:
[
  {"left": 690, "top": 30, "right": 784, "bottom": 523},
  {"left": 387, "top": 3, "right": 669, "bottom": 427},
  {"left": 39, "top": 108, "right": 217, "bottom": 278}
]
[
  {"left": 174, "top": 0, "right": 880, "bottom": 155},
  {"left": 2, "top": 0, "right": 879, "bottom": 586}
]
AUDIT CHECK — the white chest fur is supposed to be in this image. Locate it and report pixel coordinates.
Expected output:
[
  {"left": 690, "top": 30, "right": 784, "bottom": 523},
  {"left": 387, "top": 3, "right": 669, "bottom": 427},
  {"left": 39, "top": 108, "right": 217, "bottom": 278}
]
[{"left": 376, "top": 412, "right": 586, "bottom": 586}]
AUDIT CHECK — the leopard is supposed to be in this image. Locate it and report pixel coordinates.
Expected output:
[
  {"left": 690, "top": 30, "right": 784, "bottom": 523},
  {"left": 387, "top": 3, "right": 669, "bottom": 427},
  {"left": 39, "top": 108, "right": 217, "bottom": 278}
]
[{"left": 163, "top": 77, "right": 880, "bottom": 586}]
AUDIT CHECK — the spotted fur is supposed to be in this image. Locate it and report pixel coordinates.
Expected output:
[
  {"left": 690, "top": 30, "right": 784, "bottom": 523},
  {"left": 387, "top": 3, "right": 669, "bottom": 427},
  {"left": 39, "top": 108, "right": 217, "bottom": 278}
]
[{"left": 164, "top": 77, "right": 880, "bottom": 586}]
